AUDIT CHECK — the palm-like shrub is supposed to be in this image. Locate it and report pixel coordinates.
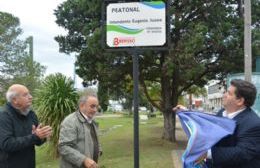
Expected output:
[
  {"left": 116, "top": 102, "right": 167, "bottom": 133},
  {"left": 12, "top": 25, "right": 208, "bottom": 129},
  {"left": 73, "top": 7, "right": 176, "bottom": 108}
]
[{"left": 34, "top": 73, "right": 79, "bottom": 157}]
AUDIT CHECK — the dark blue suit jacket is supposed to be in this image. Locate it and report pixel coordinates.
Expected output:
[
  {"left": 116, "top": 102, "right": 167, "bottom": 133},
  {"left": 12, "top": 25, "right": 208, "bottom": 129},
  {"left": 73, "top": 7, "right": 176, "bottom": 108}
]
[{"left": 207, "top": 108, "right": 260, "bottom": 168}]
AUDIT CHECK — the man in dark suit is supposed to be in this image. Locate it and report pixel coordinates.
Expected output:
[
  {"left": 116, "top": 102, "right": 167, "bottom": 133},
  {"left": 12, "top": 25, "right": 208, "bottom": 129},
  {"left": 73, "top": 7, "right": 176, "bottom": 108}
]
[
  {"left": 173, "top": 79, "right": 260, "bottom": 167},
  {"left": 206, "top": 79, "right": 260, "bottom": 168}
]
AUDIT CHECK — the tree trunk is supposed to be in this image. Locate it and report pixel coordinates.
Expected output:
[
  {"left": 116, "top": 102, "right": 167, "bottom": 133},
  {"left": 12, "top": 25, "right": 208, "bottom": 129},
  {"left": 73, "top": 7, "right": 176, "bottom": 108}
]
[
  {"left": 160, "top": 52, "right": 177, "bottom": 142},
  {"left": 189, "top": 94, "right": 192, "bottom": 109},
  {"left": 162, "top": 109, "right": 176, "bottom": 142}
]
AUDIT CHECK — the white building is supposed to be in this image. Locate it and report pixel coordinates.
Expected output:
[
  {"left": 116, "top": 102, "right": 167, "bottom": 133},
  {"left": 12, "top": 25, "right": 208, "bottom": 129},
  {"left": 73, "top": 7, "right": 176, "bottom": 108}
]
[
  {"left": 206, "top": 80, "right": 225, "bottom": 112},
  {"left": 108, "top": 100, "right": 123, "bottom": 112}
]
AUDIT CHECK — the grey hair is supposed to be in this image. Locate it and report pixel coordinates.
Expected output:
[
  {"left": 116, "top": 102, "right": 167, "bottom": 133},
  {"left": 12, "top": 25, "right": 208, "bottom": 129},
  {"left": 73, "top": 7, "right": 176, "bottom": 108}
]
[
  {"left": 6, "top": 90, "right": 19, "bottom": 102},
  {"left": 78, "top": 93, "right": 98, "bottom": 105}
]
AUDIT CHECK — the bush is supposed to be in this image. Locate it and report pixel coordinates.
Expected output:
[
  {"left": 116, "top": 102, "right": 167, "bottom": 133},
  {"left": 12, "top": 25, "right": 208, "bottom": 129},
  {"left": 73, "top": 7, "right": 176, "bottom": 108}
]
[{"left": 34, "top": 73, "right": 79, "bottom": 157}]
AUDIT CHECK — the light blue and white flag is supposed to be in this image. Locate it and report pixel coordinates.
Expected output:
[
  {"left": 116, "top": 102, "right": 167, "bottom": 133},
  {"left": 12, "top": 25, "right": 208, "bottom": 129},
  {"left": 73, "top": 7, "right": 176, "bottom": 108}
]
[{"left": 177, "top": 111, "right": 236, "bottom": 168}]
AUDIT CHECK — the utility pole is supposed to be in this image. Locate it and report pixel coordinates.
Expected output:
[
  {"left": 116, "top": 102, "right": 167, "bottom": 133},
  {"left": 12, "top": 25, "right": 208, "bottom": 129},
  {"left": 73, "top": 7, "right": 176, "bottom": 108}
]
[
  {"left": 73, "top": 53, "right": 77, "bottom": 88},
  {"left": 26, "top": 36, "right": 34, "bottom": 74},
  {"left": 26, "top": 36, "right": 33, "bottom": 61},
  {"left": 25, "top": 36, "right": 34, "bottom": 89},
  {"left": 244, "top": 0, "right": 252, "bottom": 82}
]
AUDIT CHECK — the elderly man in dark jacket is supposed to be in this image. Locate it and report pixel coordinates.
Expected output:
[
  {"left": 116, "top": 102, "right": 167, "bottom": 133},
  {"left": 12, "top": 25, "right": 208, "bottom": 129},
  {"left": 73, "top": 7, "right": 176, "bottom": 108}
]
[{"left": 0, "top": 84, "right": 52, "bottom": 168}]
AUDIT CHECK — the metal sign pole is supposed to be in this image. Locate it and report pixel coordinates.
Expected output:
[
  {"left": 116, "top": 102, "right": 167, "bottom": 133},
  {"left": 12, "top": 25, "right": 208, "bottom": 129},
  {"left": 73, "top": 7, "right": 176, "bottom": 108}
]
[{"left": 132, "top": 49, "right": 139, "bottom": 168}]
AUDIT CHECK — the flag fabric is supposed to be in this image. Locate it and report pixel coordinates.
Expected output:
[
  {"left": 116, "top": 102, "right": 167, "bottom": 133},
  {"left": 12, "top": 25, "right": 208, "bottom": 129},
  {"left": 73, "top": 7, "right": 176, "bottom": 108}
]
[{"left": 177, "top": 111, "right": 236, "bottom": 168}]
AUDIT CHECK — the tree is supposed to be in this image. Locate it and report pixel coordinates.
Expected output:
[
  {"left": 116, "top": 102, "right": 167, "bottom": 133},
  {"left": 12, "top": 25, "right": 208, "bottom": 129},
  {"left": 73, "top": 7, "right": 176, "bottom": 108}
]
[
  {"left": 34, "top": 73, "right": 79, "bottom": 157},
  {"left": 54, "top": 0, "right": 260, "bottom": 141},
  {"left": 0, "top": 11, "right": 45, "bottom": 101},
  {"left": 97, "top": 82, "right": 109, "bottom": 112}
]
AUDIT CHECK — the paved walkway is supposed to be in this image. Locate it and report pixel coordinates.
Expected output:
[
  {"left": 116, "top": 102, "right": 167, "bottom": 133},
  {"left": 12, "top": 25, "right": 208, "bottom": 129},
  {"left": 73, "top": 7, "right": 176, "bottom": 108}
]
[
  {"left": 95, "top": 113, "right": 123, "bottom": 118},
  {"left": 172, "top": 150, "right": 184, "bottom": 168},
  {"left": 171, "top": 117, "right": 187, "bottom": 168}
]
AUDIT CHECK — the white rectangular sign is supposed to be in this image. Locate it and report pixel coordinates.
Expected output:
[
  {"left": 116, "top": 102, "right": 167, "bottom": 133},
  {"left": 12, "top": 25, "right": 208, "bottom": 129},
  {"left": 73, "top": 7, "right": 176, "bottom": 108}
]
[{"left": 106, "top": 1, "right": 166, "bottom": 47}]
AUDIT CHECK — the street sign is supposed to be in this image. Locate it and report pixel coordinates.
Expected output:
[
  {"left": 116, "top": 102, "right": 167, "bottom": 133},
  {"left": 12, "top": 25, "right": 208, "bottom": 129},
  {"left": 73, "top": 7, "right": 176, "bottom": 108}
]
[{"left": 106, "top": 1, "right": 166, "bottom": 47}]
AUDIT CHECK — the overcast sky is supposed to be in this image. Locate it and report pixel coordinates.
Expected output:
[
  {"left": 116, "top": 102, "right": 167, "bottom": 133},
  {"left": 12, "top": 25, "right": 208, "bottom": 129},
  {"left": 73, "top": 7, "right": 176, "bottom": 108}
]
[{"left": 0, "top": 0, "right": 83, "bottom": 87}]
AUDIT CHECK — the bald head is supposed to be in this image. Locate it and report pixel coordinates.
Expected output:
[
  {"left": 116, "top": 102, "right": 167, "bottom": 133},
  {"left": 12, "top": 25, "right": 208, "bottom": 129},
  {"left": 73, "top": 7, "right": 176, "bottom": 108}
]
[
  {"left": 6, "top": 84, "right": 32, "bottom": 112},
  {"left": 6, "top": 84, "right": 27, "bottom": 102}
]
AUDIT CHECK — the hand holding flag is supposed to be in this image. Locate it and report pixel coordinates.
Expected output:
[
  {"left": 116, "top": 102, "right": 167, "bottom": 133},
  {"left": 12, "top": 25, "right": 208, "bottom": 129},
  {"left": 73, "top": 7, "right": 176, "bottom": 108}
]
[{"left": 173, "top": 109, "right": 236, "bottom": 168}]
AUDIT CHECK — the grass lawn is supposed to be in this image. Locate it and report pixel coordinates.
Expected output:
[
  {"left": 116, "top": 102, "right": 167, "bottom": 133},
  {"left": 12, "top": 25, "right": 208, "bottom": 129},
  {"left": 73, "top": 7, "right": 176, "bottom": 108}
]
[{"left": 36, "top": 114, "right": 180, "bottom": 168}]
